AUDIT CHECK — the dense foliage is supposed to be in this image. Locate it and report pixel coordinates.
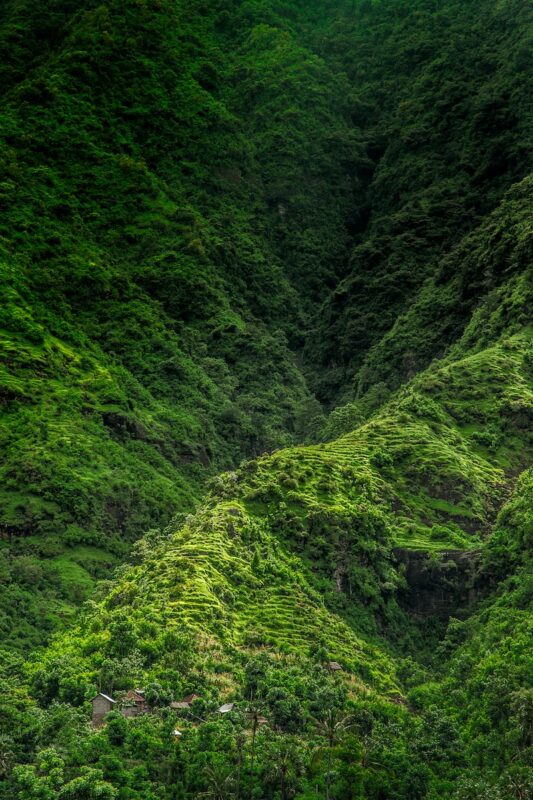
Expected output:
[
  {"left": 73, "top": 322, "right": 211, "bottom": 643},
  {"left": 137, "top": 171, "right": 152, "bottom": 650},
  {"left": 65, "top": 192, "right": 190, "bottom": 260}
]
[{"left": 0, "top": 0, "right": 531, "bottom": 799}]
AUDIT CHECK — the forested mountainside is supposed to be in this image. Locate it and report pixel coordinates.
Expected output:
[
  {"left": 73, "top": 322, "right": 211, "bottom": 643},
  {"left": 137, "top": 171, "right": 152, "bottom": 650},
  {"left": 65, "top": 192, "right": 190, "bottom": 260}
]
[
  {"left": 1, "top": 0, "right": 531, "bottom": 650},
  {"left": 0, "top": 0, "right": 532, "bottom": 798}
]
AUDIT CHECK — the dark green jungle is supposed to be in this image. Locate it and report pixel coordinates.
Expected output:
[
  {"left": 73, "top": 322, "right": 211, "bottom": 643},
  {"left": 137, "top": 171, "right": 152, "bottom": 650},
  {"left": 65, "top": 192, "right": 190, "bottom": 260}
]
[{"left": 0, "top": 0, "right": 532, "bottom": 798}]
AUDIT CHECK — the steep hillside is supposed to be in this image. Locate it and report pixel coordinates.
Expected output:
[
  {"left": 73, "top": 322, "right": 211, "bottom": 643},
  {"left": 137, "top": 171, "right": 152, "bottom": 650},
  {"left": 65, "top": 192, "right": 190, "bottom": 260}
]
[
  {"left": 21, "top": 320, "right": 532, "bottom": 687},
  {"left": 0, "top": 1, "right": 532, "bottom": 798},
  {"left": 3, "top": 278, "right": 530, "bottom": 796},
  {"left": 306, "top": 0, "right": 532, "bottom": 402},
  {"left": 1, "top": 355, "right": 529, "bottom": 798},
  {"left": 1, "top": 0, "right": 532, "bottom": 651},
  {"left": 0, "top": 0, "right": 360, "bottom": 647}
]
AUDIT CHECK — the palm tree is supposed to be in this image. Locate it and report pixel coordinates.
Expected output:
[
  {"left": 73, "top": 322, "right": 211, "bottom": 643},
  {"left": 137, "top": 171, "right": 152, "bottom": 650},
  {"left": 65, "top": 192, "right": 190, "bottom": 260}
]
[
  {"left": 200, "top": 764, "right": 236, "bottom": 800},
  {"left": 235, "top": 732, "right": 246, "bottom": 800},
  {"left": 314, "top": 709, "right": 353, "bottom": 800},
  {"left": 246, "top": 698, "right": 267, "bottom": 799},
  {"left": 263, "top": 736, "right": 304, "bottom": 800}
]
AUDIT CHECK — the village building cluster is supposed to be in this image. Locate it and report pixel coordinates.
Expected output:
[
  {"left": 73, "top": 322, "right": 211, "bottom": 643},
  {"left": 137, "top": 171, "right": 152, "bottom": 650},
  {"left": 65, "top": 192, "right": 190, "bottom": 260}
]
[
  {"left": 92, "top": 689, "right": 149, "bottom": 725},
  {"left": 92, "top": 663, "right": 343, "bottom": 727},
  {"left": 92, "top": 690, "right": 232, "bottom": 726}
]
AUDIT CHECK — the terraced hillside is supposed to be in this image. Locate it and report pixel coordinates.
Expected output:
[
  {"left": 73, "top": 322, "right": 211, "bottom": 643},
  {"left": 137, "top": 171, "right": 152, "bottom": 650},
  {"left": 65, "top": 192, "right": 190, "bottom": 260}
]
[
  {"left": 0, "top": 1, "right": 532, "bottom": 799},
  {"left": 8, "top": 313, "right": 530, "bottom": 798},
  {"left": 48, "top": 324, "right": 531, "bottom": 665},
  {"left": 1, "top": 0, "right": 532, "bottom": 654}
]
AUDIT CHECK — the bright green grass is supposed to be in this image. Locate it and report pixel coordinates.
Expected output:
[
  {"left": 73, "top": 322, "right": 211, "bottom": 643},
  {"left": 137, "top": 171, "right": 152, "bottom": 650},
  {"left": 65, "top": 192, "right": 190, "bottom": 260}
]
[{"left": 35, "top": 331, "right": 531, "bottom": 708}]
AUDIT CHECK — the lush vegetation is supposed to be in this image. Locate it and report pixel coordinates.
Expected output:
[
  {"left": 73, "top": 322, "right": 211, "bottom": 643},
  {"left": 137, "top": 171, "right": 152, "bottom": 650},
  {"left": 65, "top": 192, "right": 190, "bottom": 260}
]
[{"left": 0, "top": 0, "right": 531, "bottom": 798}]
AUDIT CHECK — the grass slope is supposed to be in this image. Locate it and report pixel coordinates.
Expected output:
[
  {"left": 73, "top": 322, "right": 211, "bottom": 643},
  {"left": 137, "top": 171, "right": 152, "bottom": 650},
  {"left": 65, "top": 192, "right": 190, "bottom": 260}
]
[
  {"left": 4, "top": 321, "right": 529, "bottom": 799},
  {"left": 0, "top": 0, "right": 359, "bottom": 647},
  {"left": 0, "top": 1, "right": 531, "bottom": 797},
  {"left": 24, "top": 305, "right": 532, "bottom": 692},
  {"left": 1, "top": 0, "right": 531, "bottom": 653}
]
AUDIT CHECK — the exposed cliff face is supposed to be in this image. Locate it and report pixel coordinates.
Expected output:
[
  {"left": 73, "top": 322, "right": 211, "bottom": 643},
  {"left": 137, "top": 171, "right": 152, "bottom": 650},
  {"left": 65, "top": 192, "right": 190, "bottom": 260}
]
[{"left": 394, "top": 548, "right": 484, "bottom": 618}]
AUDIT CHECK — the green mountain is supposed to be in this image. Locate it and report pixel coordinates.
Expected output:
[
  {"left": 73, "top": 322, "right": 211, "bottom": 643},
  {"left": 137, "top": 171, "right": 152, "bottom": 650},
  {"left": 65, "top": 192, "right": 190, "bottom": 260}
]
[{"left": 0, "top": 0, "right": 531, "bottom": 799}]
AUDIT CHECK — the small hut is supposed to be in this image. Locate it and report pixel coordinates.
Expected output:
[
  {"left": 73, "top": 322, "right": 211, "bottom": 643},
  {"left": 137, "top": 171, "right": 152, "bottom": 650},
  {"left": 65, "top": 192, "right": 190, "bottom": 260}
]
[
  {"left": 92, "top": 693, "right": 116, "bottom": 725},
  {"left": 326, "top": 661, "right": 343, "bottom": 672},
  {"left": 122, "top": 689, "right": 148, "bottom": 717},
  {"left": 171, "top": 693, "right": 201, "bottom": 710}
]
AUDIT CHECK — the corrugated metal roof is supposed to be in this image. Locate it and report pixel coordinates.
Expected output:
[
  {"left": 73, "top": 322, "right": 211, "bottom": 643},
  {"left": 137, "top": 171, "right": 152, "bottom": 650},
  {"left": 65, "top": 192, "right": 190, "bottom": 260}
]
[
  {"left": 217, "top": 703, "right": 235, "bottom": 713},
  {"left": 93, "top": 693, "right": 116, "bottom": 703}
]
